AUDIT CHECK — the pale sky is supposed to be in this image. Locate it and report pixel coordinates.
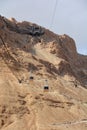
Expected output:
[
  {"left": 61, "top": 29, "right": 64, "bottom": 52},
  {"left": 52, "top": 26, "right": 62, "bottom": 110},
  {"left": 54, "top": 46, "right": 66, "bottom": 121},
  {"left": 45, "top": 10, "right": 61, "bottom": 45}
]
[{"left": 0, "top": 0, "right": 87, "bottom": 55}]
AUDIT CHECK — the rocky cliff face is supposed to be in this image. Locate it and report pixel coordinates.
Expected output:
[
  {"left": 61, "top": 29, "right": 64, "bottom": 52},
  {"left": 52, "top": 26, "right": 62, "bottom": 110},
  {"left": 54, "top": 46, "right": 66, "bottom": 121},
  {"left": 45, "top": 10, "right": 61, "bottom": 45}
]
[
  {"left": 0, "top": 15, "right": 87, "bottom": 87},
  {"left": 0, "top": 15, "right": 87, "bottom": 130}
]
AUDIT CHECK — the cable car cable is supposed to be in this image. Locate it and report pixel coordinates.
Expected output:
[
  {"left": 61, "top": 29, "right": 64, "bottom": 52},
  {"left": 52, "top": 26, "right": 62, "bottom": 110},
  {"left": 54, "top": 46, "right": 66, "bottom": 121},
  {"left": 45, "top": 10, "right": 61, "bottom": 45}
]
[{"left": 50, "top": 0, "right": 58, "bottom": 29}]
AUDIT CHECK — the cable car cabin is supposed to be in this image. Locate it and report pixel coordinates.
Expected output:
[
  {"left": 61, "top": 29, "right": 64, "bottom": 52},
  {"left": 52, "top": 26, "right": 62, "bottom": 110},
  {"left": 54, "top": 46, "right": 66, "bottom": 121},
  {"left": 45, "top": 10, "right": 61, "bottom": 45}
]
[
  {"left": 18, "top": 78, "right": 23, "bottom": 84},
  {"left": 29, "top": 76, "right": 34, "bottom": 80},
  {"left": 18, "top": 79, "right": 22, "bottom": 84},
  {"left": 29, "top": 76, "right": 34, "bottom": 83},
  {"left": 44, "top": 85, "right": 49, "bottom": 92}
]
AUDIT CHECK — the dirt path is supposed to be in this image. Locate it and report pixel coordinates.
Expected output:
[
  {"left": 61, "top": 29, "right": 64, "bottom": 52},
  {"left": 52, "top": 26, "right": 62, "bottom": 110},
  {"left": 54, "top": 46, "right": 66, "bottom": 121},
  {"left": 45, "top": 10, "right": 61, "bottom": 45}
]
[
  {"left": 25, "top": 92, "right": 38, "bottom": 130},
  {"left": 47, "top": 119, "right": 87, "bottom": 127},
  {"left": 27, "top": 109, "right": 37, "bottom": 130}
]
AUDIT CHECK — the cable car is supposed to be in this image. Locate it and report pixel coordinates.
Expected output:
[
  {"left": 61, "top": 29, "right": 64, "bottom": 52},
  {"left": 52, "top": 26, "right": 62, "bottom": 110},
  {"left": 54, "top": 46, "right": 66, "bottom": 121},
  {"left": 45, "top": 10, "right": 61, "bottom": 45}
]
[
  {"left": 29, "top": 76, "right": 34, "bottom": 80},
  {"left": 29, "top": 70, "right": 34, "bottom": 83},
  {"left": 43, "top": 79, "right": 49, "bottom": 92}
]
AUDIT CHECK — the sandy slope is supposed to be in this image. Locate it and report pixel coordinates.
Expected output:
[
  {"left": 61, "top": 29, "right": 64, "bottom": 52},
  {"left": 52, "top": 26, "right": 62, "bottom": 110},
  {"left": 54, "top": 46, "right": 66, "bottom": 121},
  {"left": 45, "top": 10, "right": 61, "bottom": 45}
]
[{"left": 0, "top": 57, "right": 87, "bottom": 130}]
